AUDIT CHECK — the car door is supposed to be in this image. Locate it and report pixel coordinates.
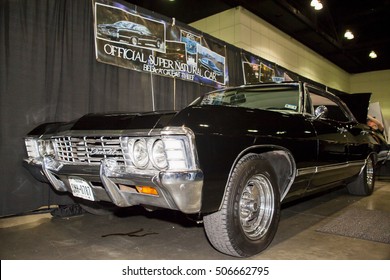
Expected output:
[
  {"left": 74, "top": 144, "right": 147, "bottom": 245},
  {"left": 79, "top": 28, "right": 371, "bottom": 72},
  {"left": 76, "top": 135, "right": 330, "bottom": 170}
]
[{"left": 305, "top": 86, "right": 357, "bottom": 190}]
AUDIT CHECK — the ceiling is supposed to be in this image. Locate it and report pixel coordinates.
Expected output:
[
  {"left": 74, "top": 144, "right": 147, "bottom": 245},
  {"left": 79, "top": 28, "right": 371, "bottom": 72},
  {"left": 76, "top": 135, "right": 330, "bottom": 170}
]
[{"left": 125, "top": 0, "right": 390, "bottom": 74}]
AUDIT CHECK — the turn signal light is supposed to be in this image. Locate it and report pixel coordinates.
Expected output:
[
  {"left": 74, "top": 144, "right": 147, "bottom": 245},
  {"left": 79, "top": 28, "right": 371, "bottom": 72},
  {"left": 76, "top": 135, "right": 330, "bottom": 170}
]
[{"left": 136, "top": 185, "right": 159, "bottom": 196}]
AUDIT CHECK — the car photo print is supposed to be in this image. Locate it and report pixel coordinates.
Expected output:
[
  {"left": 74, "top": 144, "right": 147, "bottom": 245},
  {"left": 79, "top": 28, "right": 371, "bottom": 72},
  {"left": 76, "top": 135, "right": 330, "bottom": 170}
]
[{"left": 97, "top": 20, "right": 163, "bottom": 49}]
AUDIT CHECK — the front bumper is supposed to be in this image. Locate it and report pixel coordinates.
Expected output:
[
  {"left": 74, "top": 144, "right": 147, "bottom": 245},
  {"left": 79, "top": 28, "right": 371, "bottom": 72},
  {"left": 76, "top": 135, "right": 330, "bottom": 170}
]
[{"left": 24, "top": 156, "right": 203, "bottom": 214}]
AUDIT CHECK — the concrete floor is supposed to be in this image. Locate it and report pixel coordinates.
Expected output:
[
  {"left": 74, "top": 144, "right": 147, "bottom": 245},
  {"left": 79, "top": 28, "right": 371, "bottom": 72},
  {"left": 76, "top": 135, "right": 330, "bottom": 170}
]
[{"left": 1, "top": 180, "right": 389, "bottom": 260}]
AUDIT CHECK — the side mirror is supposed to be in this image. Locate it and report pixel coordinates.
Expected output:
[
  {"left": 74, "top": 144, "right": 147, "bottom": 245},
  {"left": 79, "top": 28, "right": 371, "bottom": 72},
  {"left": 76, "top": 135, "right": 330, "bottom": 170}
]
[{"left": 314, "top": 105, "right": 328, "bottom": 119}]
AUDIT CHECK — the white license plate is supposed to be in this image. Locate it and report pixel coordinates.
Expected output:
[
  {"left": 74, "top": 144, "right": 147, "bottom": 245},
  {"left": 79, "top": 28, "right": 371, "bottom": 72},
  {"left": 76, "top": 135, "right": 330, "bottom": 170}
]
[{"left": 69, "top": 177, "right": 95, "bottom": 201}]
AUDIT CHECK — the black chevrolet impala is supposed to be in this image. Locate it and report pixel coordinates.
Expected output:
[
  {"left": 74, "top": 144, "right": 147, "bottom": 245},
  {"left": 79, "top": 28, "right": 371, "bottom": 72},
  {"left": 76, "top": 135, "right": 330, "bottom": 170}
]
[
  {"left": 24, "top": 82, "right": 389, "bottom": 257},
  {"left": 97, "top": 20, "right": 162, "bottom": 49}
]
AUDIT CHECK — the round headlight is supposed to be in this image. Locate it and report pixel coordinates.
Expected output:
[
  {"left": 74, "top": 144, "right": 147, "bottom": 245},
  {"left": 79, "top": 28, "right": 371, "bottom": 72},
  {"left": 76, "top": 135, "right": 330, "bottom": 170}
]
[
  {"left": 131, "top": 139, "right": 149, "bottom": 168},
  {"left": 150, "top": 139, "right": 168, "bottom": 170}
]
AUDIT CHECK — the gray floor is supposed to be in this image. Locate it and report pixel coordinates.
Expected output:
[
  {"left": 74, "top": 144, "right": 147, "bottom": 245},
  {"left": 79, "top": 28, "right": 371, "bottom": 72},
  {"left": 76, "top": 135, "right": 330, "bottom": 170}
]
[{"left": 1, "top": 180, "right": 390, "bottom": 260}]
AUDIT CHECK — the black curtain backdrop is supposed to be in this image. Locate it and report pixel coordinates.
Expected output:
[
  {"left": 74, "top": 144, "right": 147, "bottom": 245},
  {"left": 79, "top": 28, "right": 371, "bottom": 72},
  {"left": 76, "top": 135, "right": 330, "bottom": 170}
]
[
  {"left": 0, "top": 0, "right": 342, "bottom": 217},
  {"left": 0, "top": 0, "right": 227, "bottom": 216}
]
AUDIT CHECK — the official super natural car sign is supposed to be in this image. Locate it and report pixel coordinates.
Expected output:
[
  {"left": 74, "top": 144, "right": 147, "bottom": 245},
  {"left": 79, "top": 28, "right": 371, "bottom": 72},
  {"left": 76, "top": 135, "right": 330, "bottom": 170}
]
[{"left": 93, "top": 0, "right": 227, "bottom": 87}]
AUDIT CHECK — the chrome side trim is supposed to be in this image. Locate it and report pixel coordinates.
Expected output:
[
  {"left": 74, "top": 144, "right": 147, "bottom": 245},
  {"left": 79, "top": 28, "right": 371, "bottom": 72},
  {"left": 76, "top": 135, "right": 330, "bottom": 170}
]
[
  {"left": 378, "top": 150, "right": 390, "bottom": 163},
  {"left": 296, "top": 160, "right": 365, "bottom": 177},
  {"left": 296, "top": 166, "right": 316, "bottom": 177}
]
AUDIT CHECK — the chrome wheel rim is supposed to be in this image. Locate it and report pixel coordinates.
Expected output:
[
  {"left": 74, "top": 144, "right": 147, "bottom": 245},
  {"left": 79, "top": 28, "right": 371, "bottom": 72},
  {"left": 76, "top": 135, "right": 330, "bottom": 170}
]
[
  {"left": 366, "top": 158, "right": 374, "bottom": 189},
  {"left": 239, "top": 174, "right": 275, "bottom": 240}
]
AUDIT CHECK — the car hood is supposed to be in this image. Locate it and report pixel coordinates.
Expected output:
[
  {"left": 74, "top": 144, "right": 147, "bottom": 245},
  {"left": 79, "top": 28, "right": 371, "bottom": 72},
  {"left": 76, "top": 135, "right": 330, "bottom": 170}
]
[
  {"left": 29, "top": 106, "right": 301, "bottom": 137},
  {"left": 71, "top": 111, "right": 177, "bottom": 131},
  {"left": 27, "top": 111, "right": 178, "bottom": 136}
]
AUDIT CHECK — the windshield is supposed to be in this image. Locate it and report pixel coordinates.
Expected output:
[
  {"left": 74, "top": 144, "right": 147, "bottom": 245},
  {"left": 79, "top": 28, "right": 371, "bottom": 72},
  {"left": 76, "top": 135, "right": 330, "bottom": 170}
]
[{"left": 197, "top": 85, "right": 301, "bottom": 113}]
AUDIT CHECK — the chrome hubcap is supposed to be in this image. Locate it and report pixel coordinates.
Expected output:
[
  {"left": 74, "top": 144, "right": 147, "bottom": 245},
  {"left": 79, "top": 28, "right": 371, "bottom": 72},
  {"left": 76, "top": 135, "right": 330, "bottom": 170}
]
[
  {"left": 366, "top": 158, "right": 374, "bottom": 189},
  {"left": 239, "top": 174, "right": 275, "bottom": 240}
]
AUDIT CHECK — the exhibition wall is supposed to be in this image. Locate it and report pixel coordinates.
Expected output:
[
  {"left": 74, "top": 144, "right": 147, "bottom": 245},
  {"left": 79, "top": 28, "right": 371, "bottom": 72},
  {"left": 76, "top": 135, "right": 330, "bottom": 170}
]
[
  {"left": 350, "top": 71, "right": 390, "bottom": 124},
  {"left": 191, "top": 7, "right": 390, "bottom": 123},
  {"left": 190, "top": 6, "right": 351, "bottom": 92}
]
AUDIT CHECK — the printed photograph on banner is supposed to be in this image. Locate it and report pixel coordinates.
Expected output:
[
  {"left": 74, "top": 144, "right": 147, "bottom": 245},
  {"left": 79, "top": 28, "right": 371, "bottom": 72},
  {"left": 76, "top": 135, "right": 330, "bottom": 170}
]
[
  {"left": 241, "top": 51, "right": 298, "bottom": 85},
  {"left": 93, "top": 0, "right": 226, "bottom": 87},
  {"left": 157, "top": 41, "right": 187, "bottom": 64},
  {"left": 197, "top": 45, "right": 225, "bottom": 85},
  {"left": 149, "top": 40, "right": 195, "bottom": 80},
  {"left": 180, "top": 29, "right": 201, "bottom": 68},
  {"left": 243, "top": 62, "right": 260, "bottom": 84},
  {"left": 94, "top": 1, "right": 166, "bottom": 71},
  {"left": 273, "top": 65, "right": 299, "bottom": 83},
  {"left": 95, "top": 2, "right": 166, "bottom": 52},
  {"left": 180, "top": 30, "right": 201, "bottom": 54},
  {"left": 260, "top": 62, "right": 275, "bottom": 83}
]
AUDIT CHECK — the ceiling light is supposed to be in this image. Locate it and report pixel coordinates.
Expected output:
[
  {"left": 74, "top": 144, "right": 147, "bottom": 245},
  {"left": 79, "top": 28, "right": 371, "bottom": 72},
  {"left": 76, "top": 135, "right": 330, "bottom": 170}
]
[
  {"left": 310, "top": 0, "right": 323, "bottom": 10},
  {"left": 344, "top": 30, "right": 354, "bottom": 40},
  {"left": 369, "top": 51, "right": 377, "bottom": 59}
]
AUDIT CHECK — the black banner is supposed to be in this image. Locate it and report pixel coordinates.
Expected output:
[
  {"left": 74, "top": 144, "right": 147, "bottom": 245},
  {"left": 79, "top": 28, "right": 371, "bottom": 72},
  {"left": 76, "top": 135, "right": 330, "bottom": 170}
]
[{"left": 93, "top": 0, "right": 227, "bottom": 87}]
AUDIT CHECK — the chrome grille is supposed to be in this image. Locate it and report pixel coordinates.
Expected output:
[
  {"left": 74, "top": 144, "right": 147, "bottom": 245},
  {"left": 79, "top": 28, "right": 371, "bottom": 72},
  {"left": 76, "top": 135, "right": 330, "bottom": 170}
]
[{"left": 52, "top": 136, "right": 125, "bottom": 165}]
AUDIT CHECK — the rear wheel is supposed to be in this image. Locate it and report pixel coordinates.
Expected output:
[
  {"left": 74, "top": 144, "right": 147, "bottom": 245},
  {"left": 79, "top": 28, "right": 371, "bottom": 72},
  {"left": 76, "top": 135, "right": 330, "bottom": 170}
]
[
  {"left": 203, "top": 154, "right": 281, "bottom": 257},
  {"left": 347, "top": 154, "right": 375, "bottom": 196}
]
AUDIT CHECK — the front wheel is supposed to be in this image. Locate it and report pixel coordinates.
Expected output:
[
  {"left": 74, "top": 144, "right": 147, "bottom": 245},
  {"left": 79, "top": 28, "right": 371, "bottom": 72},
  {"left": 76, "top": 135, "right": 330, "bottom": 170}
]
[
  {"left": 130, "top": 37, "right": 138, "bottom": 46},
  {"left": 203, "top": 154, "right": 281, "bottom": 257}
]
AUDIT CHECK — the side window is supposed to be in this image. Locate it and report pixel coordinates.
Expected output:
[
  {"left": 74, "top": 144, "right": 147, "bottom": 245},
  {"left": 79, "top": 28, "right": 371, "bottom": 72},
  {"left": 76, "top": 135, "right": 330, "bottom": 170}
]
[{"left": 309, "top": 91, "right": 350, "bottom": 122}]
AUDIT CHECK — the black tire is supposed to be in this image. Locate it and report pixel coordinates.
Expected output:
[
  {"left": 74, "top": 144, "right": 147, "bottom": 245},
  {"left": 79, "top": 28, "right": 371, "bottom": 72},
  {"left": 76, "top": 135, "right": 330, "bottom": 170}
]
[
  {"left": 203, "top": 153, "right": 281, "bottom": 257},
  {"left": 347, "top": 154, "right": 375, "bottom": 196}
]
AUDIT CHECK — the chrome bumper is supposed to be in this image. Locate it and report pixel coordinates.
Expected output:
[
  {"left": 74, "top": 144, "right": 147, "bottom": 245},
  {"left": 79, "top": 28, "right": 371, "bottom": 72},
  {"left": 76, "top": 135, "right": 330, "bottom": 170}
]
[
  {"left": 378, "top": 149, "right": 390, "bottom": 164},
  {"left": 25, "top": 156, "right": 203, "bottom": 214}
]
